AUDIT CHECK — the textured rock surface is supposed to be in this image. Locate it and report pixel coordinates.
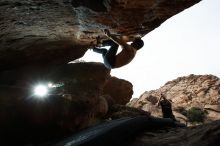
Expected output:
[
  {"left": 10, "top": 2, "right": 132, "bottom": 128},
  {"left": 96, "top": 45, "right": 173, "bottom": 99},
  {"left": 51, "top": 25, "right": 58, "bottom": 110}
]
[
  {"left": 106, "top": 104, "right": 150, "bottom": 119},
  {"left": 103, "top": 77, "right": 133, "bottom": 105},
  {"left": 128, "top": 120, "right": 220, "bottom": 146},
  {"left": 0, "top": 0, "right": 201, "bottom": 71},
  {"left": 129, "top": 74, "right": 220, "bottom": 124},
  {"left": 0, "top": 0, "right": 205, "bottom": 144},
  {"left": 0, "top": 62, "right": 133, "bottom": 143}
]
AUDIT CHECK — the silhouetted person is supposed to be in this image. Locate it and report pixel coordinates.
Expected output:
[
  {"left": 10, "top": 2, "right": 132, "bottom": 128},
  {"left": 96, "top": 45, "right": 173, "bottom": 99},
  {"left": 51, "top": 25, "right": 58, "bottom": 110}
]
[
  {"left": 157, "top": 93, "right": 176, "bottom": 121},
  {"left": 92, "top": 29, "right": 144, "bottom": 69}
]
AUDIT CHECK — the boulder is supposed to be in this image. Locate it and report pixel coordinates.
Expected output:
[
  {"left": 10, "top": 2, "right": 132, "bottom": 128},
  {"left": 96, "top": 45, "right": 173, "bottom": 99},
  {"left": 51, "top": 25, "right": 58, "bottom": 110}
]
[
  {"left": 0, "top": 0, "right": 201, "bottom": 71},
  {"left": 129, "top": 74, "right": 220, "bottom": 124},
  {"left": 103, "top": 77, "right": 133, "bottom": 105},
  {"left": 0, "top": 62, "right": 132, "bottom": 143},
  {"left": 128, "top": 120, "right": 220, "bottom": 146}
]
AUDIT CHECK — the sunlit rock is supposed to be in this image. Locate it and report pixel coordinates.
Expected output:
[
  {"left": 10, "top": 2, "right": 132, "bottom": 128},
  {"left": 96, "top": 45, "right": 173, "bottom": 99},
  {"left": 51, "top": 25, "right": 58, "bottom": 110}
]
[{"left": 129, "top": 74, "right": 220, "bottom": 124}]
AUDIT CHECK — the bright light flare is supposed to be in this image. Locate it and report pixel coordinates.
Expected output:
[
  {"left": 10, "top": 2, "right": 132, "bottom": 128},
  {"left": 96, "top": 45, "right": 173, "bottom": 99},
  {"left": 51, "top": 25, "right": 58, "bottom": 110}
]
[
  {"left": 48, "top": 82, "right": 53, "bottom": 88},
  {"left": 34, "top": 85, "right": 48, "bottom": 97}
]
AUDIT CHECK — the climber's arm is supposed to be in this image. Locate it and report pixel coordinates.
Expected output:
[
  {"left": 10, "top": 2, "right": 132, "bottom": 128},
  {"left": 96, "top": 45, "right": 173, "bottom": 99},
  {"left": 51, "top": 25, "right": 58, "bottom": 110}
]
[
  {"left": 156, "top": 96, "right": 162, "bottom": 106},
  {"left": 161, "top": 93, "right": 172, "bottom": 104},
  {"left": 104, "top": 29, "right": 130, "bottom": 49}
]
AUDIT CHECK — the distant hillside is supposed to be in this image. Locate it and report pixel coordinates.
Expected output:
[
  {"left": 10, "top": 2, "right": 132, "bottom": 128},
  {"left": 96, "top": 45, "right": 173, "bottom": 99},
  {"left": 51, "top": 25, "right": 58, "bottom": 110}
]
[{"left": 128, "top": 74, "right": 220, "bottom": 124}]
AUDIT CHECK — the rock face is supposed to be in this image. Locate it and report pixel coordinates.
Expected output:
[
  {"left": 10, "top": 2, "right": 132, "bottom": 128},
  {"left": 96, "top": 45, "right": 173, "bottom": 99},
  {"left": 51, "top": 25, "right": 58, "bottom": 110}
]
[
  {"left": 0, "top": 62, "right": 133, "bottom": 143},
  {"left": 106, "top": 104, "right": 150, "bottom": 119},
  {"left": 128, "top": 120, "right": 220, "bottom": 146},
  {"left": 129, "top": 74, "right": 220, "bottom": 124},
  {"left": 103, "top": 77, "right": 133, "bottom": 105},
  {"left": 0, "top": 0, "right": 204, "bottom": 144},
  {"left": 0, "top": 0, "right": 201, "bottom": 71}
]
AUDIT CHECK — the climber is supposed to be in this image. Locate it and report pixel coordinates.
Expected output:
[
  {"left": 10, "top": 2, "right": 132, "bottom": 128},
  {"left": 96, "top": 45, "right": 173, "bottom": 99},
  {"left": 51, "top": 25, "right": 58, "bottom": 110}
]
[
  {"left": 157, "top": 93, "right": 177, "bottom": 121},
  {"left": 92, "top": 29, "right": 144, "bottom": 69}
]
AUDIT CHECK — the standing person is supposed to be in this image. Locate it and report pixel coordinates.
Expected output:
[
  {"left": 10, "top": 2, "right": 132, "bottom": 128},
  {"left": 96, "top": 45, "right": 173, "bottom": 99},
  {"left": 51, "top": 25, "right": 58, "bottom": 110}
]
[
  {"left": 92, "top": 29, "right": 144, "bottom": 69},
  {"left": 157, "top": 93, "right": 177, "bottom": 121}
]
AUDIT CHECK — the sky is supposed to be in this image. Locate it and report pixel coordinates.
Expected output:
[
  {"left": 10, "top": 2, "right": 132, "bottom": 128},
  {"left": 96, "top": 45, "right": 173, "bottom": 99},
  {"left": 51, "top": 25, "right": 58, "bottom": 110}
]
[{"left": 80, "top": 0, "right": 220, "bottom": 98}]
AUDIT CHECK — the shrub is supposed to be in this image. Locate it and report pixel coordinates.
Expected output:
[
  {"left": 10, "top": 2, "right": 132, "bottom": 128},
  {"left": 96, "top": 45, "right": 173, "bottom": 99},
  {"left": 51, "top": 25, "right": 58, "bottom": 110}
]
[{"left": 186, "top": 107, "right": 207, "bottom": 124}]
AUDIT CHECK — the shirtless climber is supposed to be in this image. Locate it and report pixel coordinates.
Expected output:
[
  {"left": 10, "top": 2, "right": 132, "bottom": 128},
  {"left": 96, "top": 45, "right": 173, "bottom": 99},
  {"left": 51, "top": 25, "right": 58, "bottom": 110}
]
[
  {"left": 157, "top": 93, "right": 177, "bottom": 121},
  {"left": 92, "top": 29, "right": 144, "bottom": 69}
]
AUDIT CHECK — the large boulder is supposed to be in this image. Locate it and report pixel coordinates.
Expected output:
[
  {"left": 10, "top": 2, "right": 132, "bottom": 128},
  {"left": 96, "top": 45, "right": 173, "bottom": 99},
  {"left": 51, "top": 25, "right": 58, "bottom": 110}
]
[
  {"left": 0, "top": 0, "right": 201, "bottom": 71},
  {"left": 129, "top": 74, "right": 220, "bottom": 124},
  {"left": 0, "top": 62, "right": 133, "bottom": 143},
  {"left": 0, "top": 0, "right": 204, "bottom": 144},
  {"left": 128, "top": 120, "right": 220, "bottom": 146},
  {"left": 103, "top": 77, "right": 133, "bottom": 105}
]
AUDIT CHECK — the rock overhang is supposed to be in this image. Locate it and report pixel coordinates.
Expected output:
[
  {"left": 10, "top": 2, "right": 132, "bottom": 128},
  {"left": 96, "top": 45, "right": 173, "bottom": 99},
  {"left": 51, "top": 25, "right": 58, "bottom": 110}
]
[{"left": 0, "top": 0, "right": 201, "bottom": 71}]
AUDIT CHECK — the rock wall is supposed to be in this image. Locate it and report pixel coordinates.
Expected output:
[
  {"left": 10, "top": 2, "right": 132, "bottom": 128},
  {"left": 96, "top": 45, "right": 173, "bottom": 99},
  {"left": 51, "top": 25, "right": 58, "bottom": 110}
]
[
  {"left": 0, "top": 0, "right": 204, "bottom": 144},
  {"left": 103, "top": 77, "right": 133, "bottom": 105},
  {"left": 129, "top": 74, "right": 220, "bottom": 123},
  {"left": 0, "top": 0, "right": 201, "bottom": 71},
  {"left": 128, "top": 120, "right": 220, "bottom": 146},
  {"left": 0, "top": 62, "right": 133, "bottom": 143}
]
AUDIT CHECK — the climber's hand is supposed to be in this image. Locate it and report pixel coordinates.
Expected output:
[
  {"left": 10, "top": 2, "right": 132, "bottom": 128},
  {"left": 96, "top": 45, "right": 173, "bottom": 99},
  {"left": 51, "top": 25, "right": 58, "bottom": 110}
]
[{"left": 103, "top": 29, "right": 111, "bottom": 37}]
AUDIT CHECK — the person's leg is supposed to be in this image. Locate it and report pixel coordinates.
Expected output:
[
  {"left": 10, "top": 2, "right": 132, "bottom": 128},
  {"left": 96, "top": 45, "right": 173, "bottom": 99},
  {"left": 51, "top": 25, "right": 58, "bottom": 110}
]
[
  {"left": 103, "top": 40, "right": 119, "bottom": 68},
  {"left": 102, "top": 39, "right": 117, "bottom": 47},
  {"left": 105, "top": 40, "right": 118, "bottom": 58},
  {"left": 93, "top": 47, "right": 107, "bottom": 57}
]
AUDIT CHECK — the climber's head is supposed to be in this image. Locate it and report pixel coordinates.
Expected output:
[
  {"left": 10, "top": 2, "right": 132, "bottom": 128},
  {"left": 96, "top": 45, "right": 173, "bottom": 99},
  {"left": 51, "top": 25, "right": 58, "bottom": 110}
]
[{"left": 131, "top": 38, "right": 144, "bottom": 50}]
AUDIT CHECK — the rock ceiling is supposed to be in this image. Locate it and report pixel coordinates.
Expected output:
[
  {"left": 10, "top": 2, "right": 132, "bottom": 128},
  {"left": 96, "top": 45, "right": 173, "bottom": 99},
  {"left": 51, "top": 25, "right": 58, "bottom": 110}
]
[{"left": 0, "top": 0, "right": 201, "bottom": 71}]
